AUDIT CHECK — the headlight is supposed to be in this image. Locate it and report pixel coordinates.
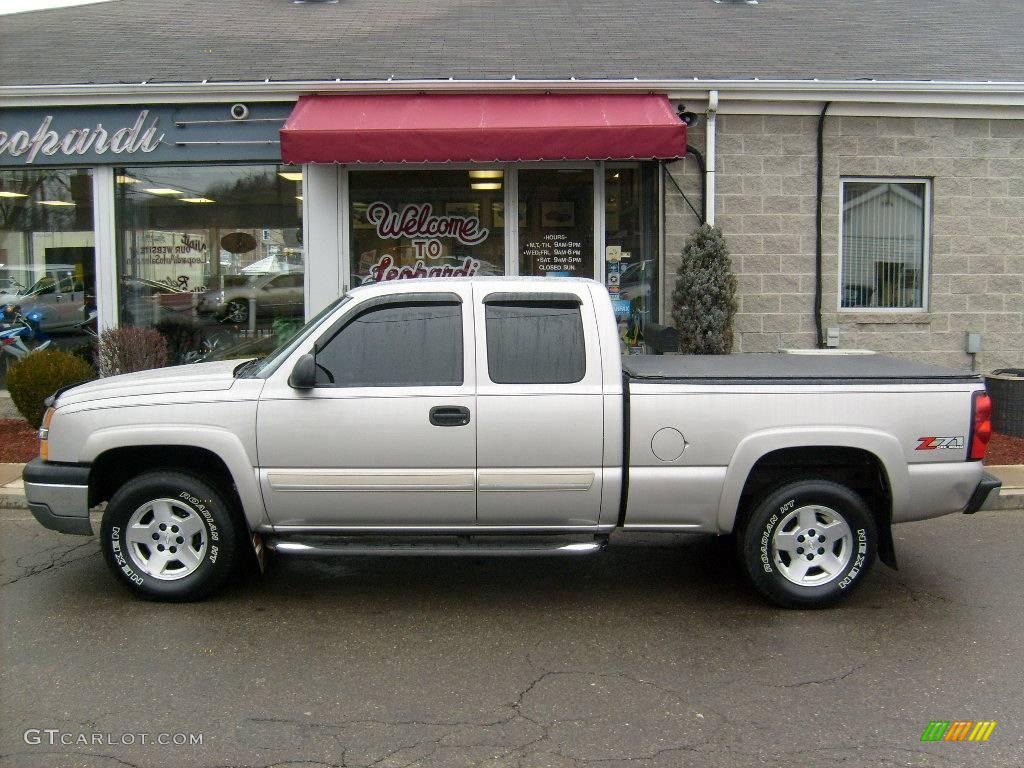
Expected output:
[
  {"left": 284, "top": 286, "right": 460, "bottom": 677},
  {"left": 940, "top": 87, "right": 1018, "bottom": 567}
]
[{"left": 39, "top": 407, "right": 54, "bottom": 461}]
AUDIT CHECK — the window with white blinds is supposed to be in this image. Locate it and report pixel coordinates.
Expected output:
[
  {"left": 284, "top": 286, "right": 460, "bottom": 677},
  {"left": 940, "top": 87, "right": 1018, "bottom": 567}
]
[{"left": 839, "top": 179, "right": 930, "bottom": 310}]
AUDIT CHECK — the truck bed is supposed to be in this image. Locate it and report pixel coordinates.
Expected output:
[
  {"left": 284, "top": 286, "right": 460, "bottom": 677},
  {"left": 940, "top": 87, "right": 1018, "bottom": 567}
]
[{"left": 622, "top": 353, "right": 980, "bottom": 385}]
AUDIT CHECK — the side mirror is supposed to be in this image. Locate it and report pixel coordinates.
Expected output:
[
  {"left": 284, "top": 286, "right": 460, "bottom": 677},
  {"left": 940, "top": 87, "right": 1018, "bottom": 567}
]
[{"left": 288, "top": 353, "right": 317, "bottom": 389}]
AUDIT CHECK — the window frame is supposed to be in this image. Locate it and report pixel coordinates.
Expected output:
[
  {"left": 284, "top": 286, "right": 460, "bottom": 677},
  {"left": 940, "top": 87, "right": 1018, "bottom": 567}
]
[
  {"left": 837, "top": 176, "right": 932, "bottom": 314},
  {"left": 312, "top": 293, "right": 466, "bottom": 389}
]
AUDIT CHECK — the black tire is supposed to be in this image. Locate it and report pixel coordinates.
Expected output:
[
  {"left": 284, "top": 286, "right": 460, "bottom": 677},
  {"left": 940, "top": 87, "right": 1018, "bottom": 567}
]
[
  {"left": 737, "top": 479, "right": 877, "bottom": 609},
  {"left": 100, "top": 471, "right": 241, "bottom": 601},
  {"left": 223, "top": 299, "right": 249, "bottom": 324}
]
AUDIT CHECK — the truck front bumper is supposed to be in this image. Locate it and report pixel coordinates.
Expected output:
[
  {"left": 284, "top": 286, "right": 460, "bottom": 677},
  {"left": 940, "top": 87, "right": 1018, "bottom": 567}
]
[
  {"left": 963, "top": 470, "right": 1002, "bottom": 515},
  {"left": 23, "top": 457, "right": 92, "bottom": 535}
]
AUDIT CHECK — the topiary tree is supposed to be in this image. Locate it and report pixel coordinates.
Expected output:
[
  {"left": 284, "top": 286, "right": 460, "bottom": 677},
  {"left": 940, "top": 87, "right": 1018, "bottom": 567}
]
[
  {"left": 96, "top": 326, "right": 168, "bottom": 377},
  {"left": 7, "top": 348, "right": 96, "bottom": 428},
  {"left": 670, "top": 224, "right": 738, "bottom": 354}
]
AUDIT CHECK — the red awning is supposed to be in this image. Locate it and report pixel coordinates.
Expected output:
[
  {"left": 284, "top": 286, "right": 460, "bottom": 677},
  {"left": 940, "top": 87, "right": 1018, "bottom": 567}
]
[{"left": 280, "top": 94, "right": 686, "bottom": 164}]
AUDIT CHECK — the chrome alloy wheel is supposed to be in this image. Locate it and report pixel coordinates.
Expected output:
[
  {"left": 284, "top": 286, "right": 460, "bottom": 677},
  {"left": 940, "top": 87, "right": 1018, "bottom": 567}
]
[
  {"left": 771, "top": 505, "right": 853, "bottom": 586},
  {"left": 124, "top": 498, "right": 208, "bottom": 581}
]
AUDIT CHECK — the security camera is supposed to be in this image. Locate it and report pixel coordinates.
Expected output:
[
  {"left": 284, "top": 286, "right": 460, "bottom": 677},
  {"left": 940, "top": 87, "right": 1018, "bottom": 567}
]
[
  {"left": 230, "top": 104, "right": 250, "bottom": 121},
  {"left": 676, "top": 105, "right": 700, "bottom": 127}
]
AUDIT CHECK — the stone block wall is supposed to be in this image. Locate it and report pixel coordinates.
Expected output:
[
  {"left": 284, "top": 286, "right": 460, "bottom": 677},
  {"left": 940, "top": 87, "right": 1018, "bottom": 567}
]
[{"left": 664, "top": 115, "right": 1024, "bottom": 371}]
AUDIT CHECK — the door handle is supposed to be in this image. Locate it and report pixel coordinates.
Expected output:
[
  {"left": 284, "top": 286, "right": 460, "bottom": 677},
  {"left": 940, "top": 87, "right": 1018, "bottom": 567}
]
[{"left": 429, "top": 405, "right": 471, "bottom": 427}]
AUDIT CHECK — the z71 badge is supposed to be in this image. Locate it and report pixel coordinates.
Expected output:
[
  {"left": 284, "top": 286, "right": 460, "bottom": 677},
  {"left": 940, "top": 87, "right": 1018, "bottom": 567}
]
[{"left": 916, "top": 436, "right": 965, "bottom": 450}]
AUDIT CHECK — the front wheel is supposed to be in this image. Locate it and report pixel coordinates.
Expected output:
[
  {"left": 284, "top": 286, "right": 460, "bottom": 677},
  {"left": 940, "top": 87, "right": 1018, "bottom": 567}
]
[
  {"left": 737, "top": 480, "right": 877, "bottom": 608},
  {"left": 100, "top": 471, "right": 240, "bottom": 601}
]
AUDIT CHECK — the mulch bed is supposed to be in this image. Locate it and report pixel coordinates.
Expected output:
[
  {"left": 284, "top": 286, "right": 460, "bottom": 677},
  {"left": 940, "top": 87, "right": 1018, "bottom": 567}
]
[
  {"left": 985, "top": 432, "right": 1024, "bottom": 466},
  {"left": 0, "top": 418, "right": 39, "bottom": 463},
  {"left": 0, "top": 417, "right": 1020, "bottom": 466}
]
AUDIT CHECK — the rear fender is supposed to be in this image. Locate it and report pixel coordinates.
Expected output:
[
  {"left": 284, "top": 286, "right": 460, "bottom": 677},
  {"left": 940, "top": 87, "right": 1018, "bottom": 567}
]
[{"left": 718, "top": 426, "right": 907, "bottom": 534}]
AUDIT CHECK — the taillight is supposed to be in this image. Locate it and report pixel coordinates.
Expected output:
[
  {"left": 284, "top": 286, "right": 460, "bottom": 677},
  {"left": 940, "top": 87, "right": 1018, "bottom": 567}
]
[{"left": 969, "top": 391, "right": 992, "bottom": 461}]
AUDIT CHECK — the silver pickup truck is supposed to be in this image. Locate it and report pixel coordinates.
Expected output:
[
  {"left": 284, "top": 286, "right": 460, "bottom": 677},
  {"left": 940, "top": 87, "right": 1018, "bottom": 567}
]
[{"left": 25, "top": 277, "right": 1001, "bottom": 607}]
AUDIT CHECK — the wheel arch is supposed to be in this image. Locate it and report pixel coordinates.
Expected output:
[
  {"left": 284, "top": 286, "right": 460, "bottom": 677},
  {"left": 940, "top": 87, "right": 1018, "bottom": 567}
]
[
  {"left": 84, "top": 427, "right": 267, "bottom": 531},
  {"left": 719, "top": 429, "right": 905, "bottom": 568}
]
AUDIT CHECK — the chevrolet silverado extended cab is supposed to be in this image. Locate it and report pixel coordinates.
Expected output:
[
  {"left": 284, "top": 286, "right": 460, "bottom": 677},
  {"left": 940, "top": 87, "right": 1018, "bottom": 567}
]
[{"left": 25, "top": 277, "right": 1001, "bottom": 607}]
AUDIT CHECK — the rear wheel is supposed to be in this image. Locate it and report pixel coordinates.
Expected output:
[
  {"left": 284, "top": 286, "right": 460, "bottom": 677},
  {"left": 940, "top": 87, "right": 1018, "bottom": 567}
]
[
  {"left": 100, "top": 471, "right": 240, "bottom": 601},
  {"left": 737, "top": 479, "right": 877, "bottom": 608}
]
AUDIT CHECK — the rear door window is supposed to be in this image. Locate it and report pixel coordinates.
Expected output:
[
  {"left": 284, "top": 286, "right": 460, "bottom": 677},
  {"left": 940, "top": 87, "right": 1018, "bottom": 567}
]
[{"left": 485, "top": 300, "right": 585, "bottom": 384}]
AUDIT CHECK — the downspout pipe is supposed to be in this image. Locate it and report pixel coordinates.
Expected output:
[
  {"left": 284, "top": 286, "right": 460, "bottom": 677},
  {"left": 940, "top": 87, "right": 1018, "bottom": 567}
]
[
  {"left": 814, "top": 101, "right": 831, "bottom": 348},
  {"left": 705, "top": 90, "right": 718, "bottom": 226},
  {"left": 684, "top": 144, "right": 707, "bottom": 223}
]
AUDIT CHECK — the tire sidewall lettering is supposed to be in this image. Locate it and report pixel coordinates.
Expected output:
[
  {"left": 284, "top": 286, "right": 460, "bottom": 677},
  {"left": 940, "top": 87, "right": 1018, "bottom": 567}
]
[
  {"left": 759, "top": 506, "right": 787, "bottom": 574},
  {"left": 109, "top": 525, "right": 143, "bottom": 584},
  {"left": 838, "top": 528, "right": 869, "bottom": 590},
  {"left": 178, "top": 491, "right": 219, "bottom": 541}
]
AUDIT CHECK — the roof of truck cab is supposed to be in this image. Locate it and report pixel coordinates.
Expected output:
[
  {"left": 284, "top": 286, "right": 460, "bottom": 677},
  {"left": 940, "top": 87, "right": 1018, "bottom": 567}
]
[
  {"left": 623, "top": 354, "right": 981, "bottom": 385},
  {"left": 347, "top": 276, "right": 603, "bottom": 296}
]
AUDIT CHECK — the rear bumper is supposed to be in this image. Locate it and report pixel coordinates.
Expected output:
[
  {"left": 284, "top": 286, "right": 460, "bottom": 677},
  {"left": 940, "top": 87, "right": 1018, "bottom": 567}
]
[
  {"left": 963, "top": 471, "right": 1002, "bottom": 515},
  {"left": 23, "top": 457, "right": 92, "bottom": 535}
]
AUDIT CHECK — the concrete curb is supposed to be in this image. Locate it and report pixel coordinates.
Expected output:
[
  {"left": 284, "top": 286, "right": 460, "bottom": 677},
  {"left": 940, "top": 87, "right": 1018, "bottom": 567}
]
[{"left": 0, "top": 392, "right": 20, "bottom": 420}]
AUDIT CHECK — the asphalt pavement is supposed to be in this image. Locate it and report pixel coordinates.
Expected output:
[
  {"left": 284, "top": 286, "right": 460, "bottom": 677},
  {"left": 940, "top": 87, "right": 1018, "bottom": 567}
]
[{"left": 1, "top": 506, "right": 1023, "bottom": 768}]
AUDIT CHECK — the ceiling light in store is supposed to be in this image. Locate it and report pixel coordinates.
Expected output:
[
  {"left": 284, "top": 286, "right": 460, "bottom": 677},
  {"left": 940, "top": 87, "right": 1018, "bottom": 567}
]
[
  {"left": 296, "top": 195, "right": 304, "bottom": 201},
  {"left": 38, "top": 200, "right": 75, "bottom": 206},
  {"left": 116, "top": 175, "right": 140, "bottom": 184},
  {"left": 468, "top": 170, "right": 503, "bottom": 179},
  {"left": 0, "top": 191, "right": 28, "bottom": 198},
  {"left": 180, "top": 197, "right": 215, "bottom": 204},
  {"left": 279, "top": 172, "right": 303, "bottom": 182},
  {"left": 471, "top": 182, "right": 502, "bottom": 191},
  {"left": 143, "top": 188, "right": 184, "bottom": 196}
]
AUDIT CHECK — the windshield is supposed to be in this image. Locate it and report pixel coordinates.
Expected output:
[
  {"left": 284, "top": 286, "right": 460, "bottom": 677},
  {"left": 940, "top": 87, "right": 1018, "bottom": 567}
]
[
  {"left": 235, "top": 294, "right": 351, "bottom": 378},
  {"left": 22, "top": 276, "right": 56, "bottom": 296}
]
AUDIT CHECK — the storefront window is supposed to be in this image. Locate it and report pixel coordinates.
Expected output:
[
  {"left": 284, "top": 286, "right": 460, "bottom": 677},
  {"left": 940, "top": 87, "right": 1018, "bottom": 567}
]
[
  {"left": 0, "top": 167, "right": 95, "bottom": 380},
  {"left": 350, "top": 170, "right": 505, "bottom": 285},
  {"left": 604, "top": 164, "right": 659, "bottom": 349},
  {"left": 115, "top": 164, "right": 304, "bottom": 363},
  {"left": 517, "top": 169, "right": 594, "bottom": 278}
]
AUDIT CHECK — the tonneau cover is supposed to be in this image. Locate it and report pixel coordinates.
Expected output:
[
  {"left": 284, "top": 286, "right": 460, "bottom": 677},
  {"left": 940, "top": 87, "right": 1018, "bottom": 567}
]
[{"left": 622, "top": 354, "right": 979, "bottom": 384}]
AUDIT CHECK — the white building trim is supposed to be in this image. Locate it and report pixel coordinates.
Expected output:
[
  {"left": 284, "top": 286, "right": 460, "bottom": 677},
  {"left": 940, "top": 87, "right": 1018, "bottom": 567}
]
[{"left": 3, "top": 78, "right": 1024, "bottom": 110}]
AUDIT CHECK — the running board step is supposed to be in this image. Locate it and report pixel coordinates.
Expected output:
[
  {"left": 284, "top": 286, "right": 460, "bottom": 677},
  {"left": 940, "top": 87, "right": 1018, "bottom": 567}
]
[{"left": 265, "top": 535, "right": 607, "bottom": 558}]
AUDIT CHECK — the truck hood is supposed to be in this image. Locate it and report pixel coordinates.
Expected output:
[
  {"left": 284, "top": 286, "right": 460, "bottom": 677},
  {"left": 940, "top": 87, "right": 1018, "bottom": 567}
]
[
  {"left": 0, "top": 291, "right": 34, "bottom": 305},
  {"left": 56, "top": 359, "right": 248, "bottom": 407}
]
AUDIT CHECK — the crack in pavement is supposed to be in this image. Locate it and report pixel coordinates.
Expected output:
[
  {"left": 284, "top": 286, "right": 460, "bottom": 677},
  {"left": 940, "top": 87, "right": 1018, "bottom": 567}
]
[
  {"left": 781, "top": 662, "right": 866, "bottom": 688},
  {"left": 0, "top": 750, "right": 145, "bottom": 768},
  {"left": 2, "top": 539, "right": 99, "bottom": 587}
]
